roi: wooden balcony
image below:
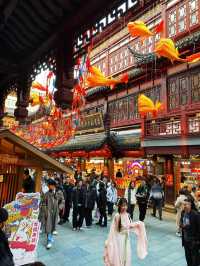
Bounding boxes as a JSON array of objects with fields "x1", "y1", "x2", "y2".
[
  {"x1": 144, "y1": 115, "x2": 200, "y2": 139},
  {"x1": 145, "y1": 119, "x2": 181, "y2": 138}
]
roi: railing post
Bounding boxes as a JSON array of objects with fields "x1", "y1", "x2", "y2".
[{"x1": 181, "y1": 111, "x2": 189, "y2": 158}]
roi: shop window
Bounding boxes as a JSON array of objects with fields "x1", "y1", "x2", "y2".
[
  {"x1": 178, "y1": 4, "x2": 187, "y2": 33},
  {"x1": 189, "y1": 0, "x2": 199, "y2": 26},
  {"x1": 168, "y1": 9, "x2": 177, "y2": 37},
  {"x1": 191, "y1": 72, "x2": 200, "y2": 103}
]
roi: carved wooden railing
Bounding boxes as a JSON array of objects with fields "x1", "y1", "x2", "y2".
[{"x1": 145, "y1": 119, "x2": 181, "y2": 137}]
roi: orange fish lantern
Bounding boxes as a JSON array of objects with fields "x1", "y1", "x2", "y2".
[
  {"x1": 154, "y1": 38, "x2": 186, "y2": 63},
  {"x1": 127, "y1": 21, "x2": 153, "y2": 39},
  {"x1": 186, "y1": 52, "x2": 200, "y2": 63},
  {"x1": 86, "y1": 66, "x2": 128, "y2": 89},
  {"x1": 138, "y1": 94, "x2": 163, "y2": 117}
]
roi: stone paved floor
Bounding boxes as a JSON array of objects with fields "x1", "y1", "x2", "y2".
[{"x1": 37, "y1": 209, "x2": 186, "y2": 266}]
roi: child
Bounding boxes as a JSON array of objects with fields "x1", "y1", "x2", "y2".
[
  {"x1": 0, "y1": 207, "x2": 14, "y2": 266},
  {"x1": 42, "y1": 179, "x2": 60, "y2": 249},
  {"x1": 104, "y1": 198, "x2": 148, "y2": 266}
]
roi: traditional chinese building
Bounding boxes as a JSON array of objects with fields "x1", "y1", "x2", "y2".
[
  {"x1": 0, "y1": 0, "x2": 141, "y2": 203},
  {"x1": 45, "y1": 0, "x2": 200, "y2": 204}
]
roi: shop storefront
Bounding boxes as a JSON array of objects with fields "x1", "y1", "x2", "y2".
[{"x1": 174, "y1": 158, "x2": 200, "y2": 191}]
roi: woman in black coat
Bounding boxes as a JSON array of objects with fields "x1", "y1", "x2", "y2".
[
  {"x1": 84, "y1": 181, "x2": 97, "y2": 227},
  {"x1": 97, "y1": 182, "x2": 107, "y2": 227},
  {"x1": 0, "y1": 208, "x2": 14, "y2": 266}
]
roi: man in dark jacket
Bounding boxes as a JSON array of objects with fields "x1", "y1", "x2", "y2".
[
  {"x1": 180, "y1": 198, "x2": 200, "y2": 266},
  {"x1": 97, "y1": 182, "x2": 107, "y2": 227},
  {"x1": 136, "y1": 180, "x2": 149, "y2": 221},
  {"x1": 60, "y1": 176, "x2": 74, "y2": 224},
  {"x1": 72, "y1": 180, "x2": 85, "y2": 230},
  {"x1": 0, "y1": 208, "x2": 14, "y2": 266},
  {"x1": 84, "y1": 181, "x2": 97, "y2": 227},
  {"x1": 22, "y1": 169, "x2": 35, "y2": 193}
]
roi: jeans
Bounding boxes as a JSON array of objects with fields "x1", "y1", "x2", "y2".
[
  {"x1": 152, "y1": 199, "x2": 163, "y2": 219},
  {"x1": 47, "y1": 233, "x2": 53, "y2": 243}
]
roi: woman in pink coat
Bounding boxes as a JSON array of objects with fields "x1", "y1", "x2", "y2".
[{"x1": 104, "y1": 198, "x2": 148, "y2": 266}]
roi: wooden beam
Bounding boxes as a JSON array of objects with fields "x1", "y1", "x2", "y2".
[{"x1": 22, "y1": 0, "x2": 126, "y2": 68}]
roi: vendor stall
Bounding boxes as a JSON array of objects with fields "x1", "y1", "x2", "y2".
[{"x1": 0, "y1": 129, "x2": 73, "y2": 206}]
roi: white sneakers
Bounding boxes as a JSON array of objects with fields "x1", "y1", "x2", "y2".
[
  {"x1": 46, "y1": 242, "x2": 52, "y2": 249},
  {"x1": 52, "y1": 231, "x2": 58, "y2": 235}
]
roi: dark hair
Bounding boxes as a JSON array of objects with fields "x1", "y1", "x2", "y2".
[
  {"x1": 192, "y1": 186, "x2": 196, "y2": 192},
  {"x1": 99, "y1": 182, "x2": 105, "y2": 189},
  {"x1": 179, "y1": 189, "x2": 185, "y2": 195},
  {"x1": 128, "y1": 180, "x2": 135, "y2": 189},
  {"x1": 0, "y1": 208, "x2": 8, "y2": 223},
  {"x1": 23, "y1": 262, "x2": 46, "y2": 266},
  {"x1": 24, "y1": 169, "x2": 29, "y2": 176},
  {"x1": 117, "y1": 198, "x2": 128, "y2": 232}
]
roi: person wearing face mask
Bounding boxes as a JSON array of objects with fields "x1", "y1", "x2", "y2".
[
  {"x1": 42, "y1": 179, "x2": 60, "y2": 249},
  {"x1": 0, "y1": 208, "x2": 14, "y2": 266}
]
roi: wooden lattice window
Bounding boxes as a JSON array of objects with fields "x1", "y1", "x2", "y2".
[
  {"x1": 145, "y1": 86, "x2": 161, "y2": 102},
  {"x1": 191, "y1": 72, "x2": 200, "y2": 103},
  {"x1": 168, "y1": 78, "x2": 179, "y2": 110},
  {"x1": 131, "y1": 94, "x2": 139, "y2": 119},
  {"x1": 178, "y1": 4, "x2": 187, "y2": 33},
  {"x1": 168, "y1": 9, "x2": 177, "y2": 37},
  {"x1": 189, "y1": 0, "x2": 199, "y2": 26},
  {"x1": 179, "y1": 76, "x2": 189, "y2": 105}
]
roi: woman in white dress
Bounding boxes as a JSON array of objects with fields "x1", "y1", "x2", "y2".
[{"x1": 104, "y1": 198, "x2": 148, "y2": 266}]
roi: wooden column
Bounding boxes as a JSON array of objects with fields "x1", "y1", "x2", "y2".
[
  {"x1": 181, "y1": 111, "x2": 189, "y2": 158},
  {"x1": 161, "y1": 1, "x2": 167, "y2": 38},
  {"x1": 35, "y1": 168, "x2": 42, "y2": 193},
  {"x1": 161, "y1": 71, "x2": 168, "y2": 114},
  {"x1": 108, "y1": 158, "x2": 114, "y2": 180},
  {"x1": 17, "y1": 167, "x2": 25, "y2": 192},
  {"x1": 0, "y1": 91, "x2": 6, "y2": 127},
  {"x1": 54, "y1": 34, "x2": 73, "y2": 109},
  {"x1": 14, "y1": 75, "x2": 30, "y2": 124},
  {"x1": 164, "y1": 156, "x2": 176, "y2": 204}
]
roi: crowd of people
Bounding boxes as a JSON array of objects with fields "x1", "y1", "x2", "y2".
[
  {"x1": 37, "y1": 170, "x2": 168, "y2": 250},
  {"x1": 1, "y1": 168, "x2": 200, "y2": 266}
]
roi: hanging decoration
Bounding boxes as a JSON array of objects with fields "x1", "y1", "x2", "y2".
[
  {"x1": 138, "y1": 94, "x2": 163, "y2": 118},
  {"x1": 154, "y1": 20, "x2": 164, "y2": 34},
  {"x1": 186, "y1": 52, "x2": 200, "y2": 63},
  {"x1": 127, "y1": 21, "x2": 153, "y2": 39},
  {"x1": 154, "y1": 38, "x2": 186, "y2": 63},
  {"x1": 86, "y1": 66, "x2": 129, "y2": 89}
]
